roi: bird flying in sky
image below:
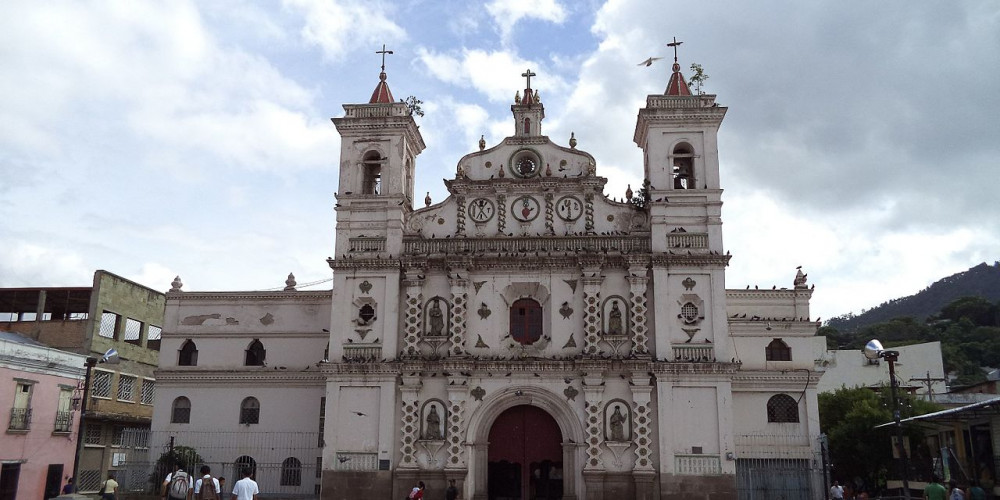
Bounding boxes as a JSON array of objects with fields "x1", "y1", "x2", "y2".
[{"x1": 637, "y1": 56, "x2": 663, "y2": 67}]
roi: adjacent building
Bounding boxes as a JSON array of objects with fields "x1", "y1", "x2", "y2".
[
  {"x1": 0, "y1": 330, "x2": 87, "y2": 500},
  {"x1": 0, "y1": 270, "x2": 165, "y2": 493},
  {"x1": 817, "y1": 341, "x2": 948, "y2": 398},
  {"x1": 153, "y1": 52, "x2": 828, "y2": 500}
]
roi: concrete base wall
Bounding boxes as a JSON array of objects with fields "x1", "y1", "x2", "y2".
[
  {"x1": 321, "y1": 470, "x2": 394, "y2": 500},
  {"x1": 659, "y1": 473, "x2": 737, "y2": 500}
]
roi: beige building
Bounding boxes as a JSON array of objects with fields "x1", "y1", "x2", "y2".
[
  {"x1": 0, "y1": 270, "x2": 165, "y2": 493},
  {"x1": 817, "y1": 341, "x2": 948, "y2": 398},
  {"x1": 153, "y1": 57, "x2": 827, "y2": 500}
]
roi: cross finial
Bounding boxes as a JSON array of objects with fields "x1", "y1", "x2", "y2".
[
  {"x1": 521, "y1": 68, "x2": 536, "y2": 90},
  {"x1": 666, "y1": 37, "x2": 683, "y2": 63},
  {"x1": 376, "y1": 44, "x2": 394, "y2": 72}
]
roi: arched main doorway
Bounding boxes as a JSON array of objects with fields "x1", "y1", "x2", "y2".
[{"x1": 488, "y1": 405, "x2": 563, "y2": 500}]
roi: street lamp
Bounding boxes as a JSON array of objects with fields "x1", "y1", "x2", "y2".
[
  {"x1": 863, "y1": 339, "x2": 911, "y2": 500},
  {"x1": 70, "y1": 348, "x2": 120, "y2": 492}
]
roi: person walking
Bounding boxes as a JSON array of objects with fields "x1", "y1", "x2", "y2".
[
  {"x1": 445, "y1": 479, "x2": 458, "y2": 500},
  {"x1": 925, "y1": 475, "x2": 947, "y2": 500},
  {"x1": 163, "y1": 462, "x2": 192, "y2": 500},
  {"x1": 231, "y1": 467, "x2": 259, "y2": 500},
  {"x1": 949, "y1": 479, "x2": 965, "y2": 500},
  {"x1": 192, "y1": 465, "x2": 222, "y2": 500},
  {"x1": 99, "y1": 472, "x2": 119, "y2": 500},
  {"x1": 967, "y1": 480, "x2": 986, "y2": 500},
  {"x1": 830, "y1": 480, "x2": 844, "y2": 500},
  {"x1": 61, "y1": 477, "x2": 75, "y2": 494}
]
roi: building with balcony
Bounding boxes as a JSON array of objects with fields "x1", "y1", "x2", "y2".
[
  {"x1": 151, "y1": 52, "x2": 828, "y2": 500},
  {"x1": 0, "y1": 330, "x2": 88, "y2": 500},
  {"x1": 0, "y1": 270, "x2": 165, "y2": 493}
]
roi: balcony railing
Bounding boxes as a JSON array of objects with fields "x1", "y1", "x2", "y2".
[
  {"x1": 672, "y1": 345, "x2": 714, "y2": 362},
  {"x1": 54, "y1": 410, "x2": 73, "y2": 433},
  {"x1": 675, "y1": 454, "x2": 721, "y2": 475},
  {"x1": 8, "y1": 407, "x2": 31, "y2": 430},
  {"x1": 343, "y1": 344, "x2": 383, "y2": 361}
]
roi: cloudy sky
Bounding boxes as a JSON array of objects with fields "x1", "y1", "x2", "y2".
[{"x1": 1, "y1": 1, "x2": 997, "y2": 322}]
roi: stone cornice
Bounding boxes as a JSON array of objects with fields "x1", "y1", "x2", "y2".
[
  {"x1": 328, "y1": 257, "x2": 403, "y2": 270},
  {"x1": 402, "y1": 235, "x2": 651, "y2": 257},
  {"x1": 154, "y1": 368, "x2": 327, "y2": 385},
  {"x1": 726, "y1": 288, "x2": 814, "y2": 300},
  {"x1": 167, "y1": 290, "x2": 331, "y2": 302},
  {"x1": 650, "y1": 253, "x2": 731, "y2": 267},
  {"x1": 731, "y1": 370, "x2": 822, "y2": 389}
]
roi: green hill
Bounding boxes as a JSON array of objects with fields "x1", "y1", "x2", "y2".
[{"x1": 826, "y1": 261, "x2": 1000, "y2": 333}]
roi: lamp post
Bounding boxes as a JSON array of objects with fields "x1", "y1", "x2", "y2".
[
  {"x1": 70, "y1": 348, "x2": 120, "y2": 492},
  {"x1": 863, "y1": 339, "x2": 911, "y2": 500}
]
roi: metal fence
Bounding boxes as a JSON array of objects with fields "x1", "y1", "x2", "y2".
[
  {"x1": 96, "y1": 429, "x2": 322, "y2": 499},
  {"x1": 735, "y1": 434, "x2": 825, "y2": 500}
]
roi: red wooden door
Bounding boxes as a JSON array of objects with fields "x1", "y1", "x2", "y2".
[{"x1": 488, "y1": 405, "x2": 563, "y2": 499}]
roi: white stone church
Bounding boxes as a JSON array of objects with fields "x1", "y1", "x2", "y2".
[{"x1": 152, "y1": 52, "x2": 827, "y2": 500}]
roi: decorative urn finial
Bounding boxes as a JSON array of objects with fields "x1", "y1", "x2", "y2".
[
  {"x1": 425, "y1": 192, "x2": 432, "y2": 206},
  {"x1": 169, "y1": 276, "x2": 183, "y2": 292},
  {"x1": 569, "y1": 132, "x2": 577, "y2": 149},
  {"x1": 626, "y1": 184, "x2": 633, "y2": 200},
  {"x1": 514, "y1": 90, "x2": 521, "y2": 104},
  {"x1": 479, "y1": 135, "x2": 486, "y2": 151},
  {"x1": 284, "y1": 273, "x2": 297, "y2": 291}
]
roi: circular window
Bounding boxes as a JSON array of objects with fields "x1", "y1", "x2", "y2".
[
  {"x1": 680, "y1": 302, "x2": 699, "y2": 324},
  {"x1": 509, "y1": 149, "x2": 541, "y2": 178}
]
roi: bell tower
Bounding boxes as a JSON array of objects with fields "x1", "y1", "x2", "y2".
[
  {"x1": 331, "y1": 50, "x2": 425, "y2": 257},
  {"x1": 511, "y1": 68, "x2": 545, "y2": 137}
]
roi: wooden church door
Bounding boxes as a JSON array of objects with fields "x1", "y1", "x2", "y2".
[{"x1": 488, "y1": 405, "x2": 563, "y2": 500}]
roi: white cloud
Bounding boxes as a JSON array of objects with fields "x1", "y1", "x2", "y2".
[
  {"x1": 486, "y1": 0, "x2": 568, "y2": 42},
  {"x1": 417, "y1": 48, "x2": 568, "y2": 102},
  {"x1": 0, "y1": 242, "x2": 90, "y2": 287},
  {"x1": 283, "y1": 0, "x2": 406, "y2": 60}
]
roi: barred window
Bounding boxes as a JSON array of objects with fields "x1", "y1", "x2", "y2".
[
  {"x1": 240, "y1": 397, "x2": 260, "y2": 424},
  {"x1": 315, "y1": 457, "x2": 322, "y2": 479},
  {"x1": 317, "y1": 397, "x2": 326, "y2": 447},
  {"x1": 85, "y1": 425, "x2": 103, "y2": 444},
  {"x1": 112, "y1": 426, "x2": 126, "y2": 447},
  {"x1": 171, "y1": 397, "x2": 191, "y2": 424},
  {"x1": 178, "y1": 340, "x2": 198, "y2": 366},
  {"x1": 99, "y1": 312, "x2": 119, "y2": 338},
  {"x1": 767, "y1": 394, "x2": 800, "y2": 423},
  {"x1": 680, "y1": 302, "x2": 699, "y2": 323},
  {"x1": 147, "y1": 325, "x2": 162, "y2": 351},
  {"x1": 765, "y1": 339, "x2": 792, "y2": 361},
  {"x1": 124, "y1": 318, "x2": 142, "y2": 345},
  {"x1": 92, "y1": 371, "x2": 113, "y2": 398},
  {"x1": 117, "y1": 375, "x2": 135, "y2": 402},
  {"x1": 281, "y1": 457, "x2": 302, "y2": 486},
  {"x1": 140, "y1": 379, "x2": 155, "y2": 405},
  {"x1": 245, "y1": 339, "x2": 265, "y2": 366}
]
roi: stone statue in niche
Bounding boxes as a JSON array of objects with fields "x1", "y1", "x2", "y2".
[
  {"x1": 609, "y1": 405, "x2": 627, "y2": 441},
  {"x1": 607, "y1": 301, "x2": 624, "y2": 335},
  {"x1": 425, "y1": 405, "x2": 443, "y2": 440},
  {"x1": 428, "y1": 299, "x2": 445, "y2": 336}
]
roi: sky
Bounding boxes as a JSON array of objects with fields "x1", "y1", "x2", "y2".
[{"x1": 1, "y1": 1, "x2": 997, "y2": 322}]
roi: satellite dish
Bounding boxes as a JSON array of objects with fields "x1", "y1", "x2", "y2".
[
  {"x1": 101, "y1": 348, "x2": 121, "y2": 365},
  {"x1": 863, "y1": 339, "x2": 884, "y2": 360}
]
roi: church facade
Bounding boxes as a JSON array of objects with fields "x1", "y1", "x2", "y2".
[{"x1": 154, "y1": 56, "x2": 826, "y2": 500}]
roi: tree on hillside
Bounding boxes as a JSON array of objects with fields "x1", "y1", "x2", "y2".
[
  {"x1": 820, "y1": 388, "x2": 939, "y2": 494},
  {"x1": 936, "y1": 296, "x2": 998, "y2": 326}
]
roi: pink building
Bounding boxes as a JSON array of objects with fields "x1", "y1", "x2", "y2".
[{"x1": 0, "y1": 330, "x2": 86, "y2": 500}]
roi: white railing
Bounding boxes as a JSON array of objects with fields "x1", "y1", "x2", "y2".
[
  {"x1": 349, "y1": 237, "x2": 386, "y2": 253},
  {"x1": 343, "y1": 344, "x2": 383, "y2": 360},
  {"x1": 675, "y1": 454, "x2": 721, "y2": 474},
  {"x1": 335, "y1": 451, "x2": 379, "y2": 471},
  {"x1": 672, "y1": 345, "x2": 713, "y2": 361},
  {"x1": 666, "y1": 232, "x2": 708, "y2": 249}
]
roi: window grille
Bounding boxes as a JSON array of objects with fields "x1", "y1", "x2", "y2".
[
  {"x1": 124, "y1": 318, "x2": 142, "y2": 345},
  {"x1": 112, "y1": 426, "x2": 126, "y2": 447},
  {"x1": 766, "y1": 394, "x2": 800, "y2": 423},
  {"x1": 54, "y1": 411, "x2": 73, "y2": 432},
  {"x1": 316, "y1": 457, "x2": 322, "y2": 479},
  {"x1": 92, "y1": 371, "x2": 112, "y2": 398},
  {"x1": 117, "y1": 375, "x2": 135, "y2": 402},
  {"x1": 140, "y1": 379, "x2": 155, "y2": 405},
  {"x1": 8, "y1": 408, "x2": 31, "y2": 430},
  {"x1": 281, "y1": 457, "x2": 302, "y2": 486},
  {"x1": 240, "y1": 397, "x2": 260, "y2": 424},
  {"x1": 171, "y1": 397, "x2": 191, "y2": 424},
  {"x1": 765, "y1": 339, "x2": 792, "y2": 361},
  {"x1": 681, "y1": 302, "x2": 699, "y2": 323},
  {"x1": 85, "y1": 425, "x2": 102, "y2": 444},
  {"x1": 99, "y1": 312, "x2": 119, "y2": 338},
  {"x1": 147, "y1": 325, "x2": 162, "y2": 351}
]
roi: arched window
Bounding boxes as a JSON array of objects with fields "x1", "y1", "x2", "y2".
[
  {"x1": 510, "y1": 298, "x2": 542, "y2": 345},
  {"x1": 361, "y1": 151, "x2": 382, "y2": 195},
  {"x1": 523, "y1": 117, "x2": 530, "y2": 135},
  {"x1": 672, "y1": 143, "x2": 695, "y2": 189},
  {"x1": 234, "y1": 456, "x2": 257, "y2": 479},
  {"x1": 178, "y1": 340, "x2": 198, "y2": 366},
  {"x1": 280, "y1": 457, "x2": 302, "y2": 486},
  {"x1": 171, "y1": 397, "x2": 191, "y2": 424},
  {"x1": 240, "y1": 397, "x2": 260, "y2": 425},
  {"x1": 765, "y1": 339, "x2": 792, "y2": 361},
  {"x1": 767, "y1": 394, "x2": 799, "y2": 423},
  {"x1": 245, "y1": 339, "x2": 265, "y2": 366}
]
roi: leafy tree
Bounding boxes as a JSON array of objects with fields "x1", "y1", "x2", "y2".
[
  {"x1": 148, "y1": 445, "x2": 203, "y2": 493},
  {"x1": 820, "y1": 388, "x2": 939, "y2": 494},
  {"x1": 630, "y1": 179, "x2": 651, "y2": 210},
  {"x1": 936, "y1": 296, "x2": 998, "y2": 326},
  {"x1": 401, "y1": 95, "x2": 424, "y2": 117},
  {"x1": 688, "y1": 63, "x2": 709, "y2": 94}
]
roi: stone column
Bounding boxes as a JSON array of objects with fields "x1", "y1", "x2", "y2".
[
  {"x1": 626, "y1": 261, "x2": 649, "y2": 356},
  {"x1": 562, "y1": 440, "x2": 580, "y2": 500},
  {"x1": 399, "y1": 375, "x2": 422, "y2": 468},
  {"x1": 581, "y1": 270, "x2": 604, "y2": 357},
  {"x1": 445, "y1": 379, "x2": 468, "y2": 469},
  {"x1": 402, "y1": 270, "x2": 425, "y2": 358},
  {"x1": 448, "y1": 274, "x2": 469, "y2": 356},
  {"x1": 456, "y1": 195, "x2": 467, "y2": 236},
  {"x1": 471, "y1": 442, "x2": 489, "y2": 500},
  {"x1": 582, "y1": 366, "x2": 606, "y2": 472}
]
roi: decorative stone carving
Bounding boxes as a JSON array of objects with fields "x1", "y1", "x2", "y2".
[
  {"x1": 544, "y1": 192, "x2": 554, "y2": 234},
  {"x1": 403, "y1": 288, "x2": 422, "y2": 357},
  {"x1": 446, "y1": 386, "x2": 467, "y2": 467},
  {"x1": 631, "y1": 382, "x2": 655, "y2": 471},
  {"x1": 606, "y1": 300, "x2": 625, "y2": 336},
  {"x1": 582, "y1": 276, "x2": 603, "y2": 356},
  {"x1": 456, "y1": 195, "x2": 466, "y2": 235},
  {"x1": 473, "y1": 280, "x2": 487, "y2": 293},
  {"x1": 559, "y1": 302, "x2": 573, "y2": 319},
  {"x1": 471, "y1": 386, "x2": 486, "y2": 401},
  {"x1": 606, "y1": 403, "x2": 630, "y2": 441},
  {"x1": 584, "y1": 391, "x2": 604, "y2": 469},
  {"x1": 170, "y1": 276, "x2": 183, "y2": 292},
  {"x1": 359, "y1": 280, "x2": 372, "y2": 293},
  {"x1": 477, "y1": 302, "x2": 491, "y2": 320},
  {"x1": 449, "y1": 278, "x2": 468, "y2": 356},
  {"x1": 423, "y1": 403, "x2": 445, "y2": 440},
  {"x1": 400, "y1": 390, "x2": 420, "y2": 468},
  {"x1": 562, "y1": 334, "x2": 577, "y2": 348},
  {"x1": 284, "y1": 273, "x2": 297, "y2": 291},
  {"x1": 564, "y1": 385, "x2": 579, "y2": 401},
  {"x1": 425, "y1": 298, "x2": 447, "y2": 337},
  {"x1": 497, "y1": 194, "x2": 507, "y2": 233},
  {"x1": 474, "y1": 335, "x2": 489, "y2": 348},
  {"x1": 584, "y1": 193, "x2": 595, "y2": 233},
  {"x1": 563, "y1": 279, "x2": 578, "y2": 293},
  {"x1": 627, "y1": 271, "x2": 650, "y2": 356}
]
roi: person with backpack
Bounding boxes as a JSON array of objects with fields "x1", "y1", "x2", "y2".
[
  {"x1": 193, "y1": 465, "x2": 222, "y2": 500},
  {"x1": 162, "y1": 462, "x2": 192, "y2": 500}
]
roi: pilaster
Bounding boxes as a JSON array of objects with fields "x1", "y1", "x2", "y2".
[
  {"x1": 445, "y1": 379, "x2": 468, "y2": 469},
  {"x1": 581, "y1": 273, "x2": 604, "y2": 356},
  {"x1": 399, "y1": 375, "x2": 422, "y2": 468},
  {"x1": 626, "y1": 258, "x2": 650, "y2": 357},
  {"x1": 448, "y1": 274, "x2": 469, "y2": 356}
]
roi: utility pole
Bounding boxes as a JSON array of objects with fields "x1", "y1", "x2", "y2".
[{"x1": 909, "y1": 371, "x2": 947, "y2": 402}]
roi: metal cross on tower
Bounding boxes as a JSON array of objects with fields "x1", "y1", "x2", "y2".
[
  {"x1": 521, "y1": 69, "x2": 536, "y2": 90},
  {"x1": 666, "y1": 37, "x2": 683, "y2": 62},
  {"x1": 377, "y1": 44, "x2": 394, "y2": 72}
]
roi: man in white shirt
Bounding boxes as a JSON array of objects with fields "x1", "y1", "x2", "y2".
[
  {"x1": 231, "y1": 467, "x2": 259, "y2": 500},
  {"x1": 830, "y1": 480, "x2": 845, "y2": 500},
  {"x1": 162, "y1": 462, "x2": 193, "y2": 500},
  {"x1": 192, "y1": 465, "x2": 221, "y2": 499}
]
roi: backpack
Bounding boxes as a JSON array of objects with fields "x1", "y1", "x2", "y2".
[
  {"x1": 168, "y1": 471, "x2": 189, "y2": 500},
  {"x1": 198, "y1": 476, "x2": 218, "y2": 500}
]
